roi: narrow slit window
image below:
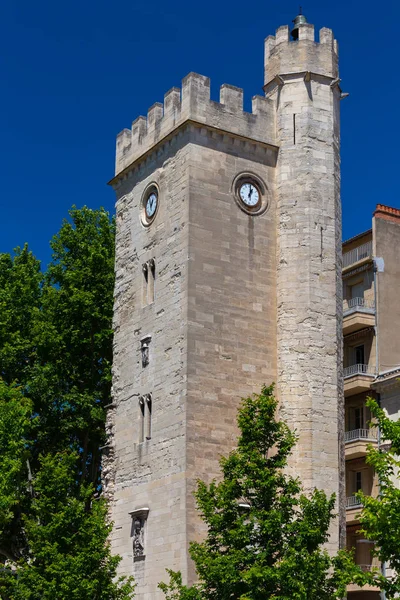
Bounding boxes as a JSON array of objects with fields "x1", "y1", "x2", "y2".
[
  {"x1": 148, "y1": 259, "x2": 155, "y2": 305},
  {"x1": 145, "y1": 394, "x2": 152, "y2": 440},
  {"x1": 139, "y1": 397, "x2": 145, "y2": 443},
  {"x1": 142, "y1": 263, "x2": 148, "y2": 307},
  {"x1": 142, "y1": 260, "x2": 155, "y2": 306},
  {"x1": 141, "y1": 336, "x2": 151, "y2": 368},
  {"x1": 293, "y1": 113, "x2": 296, "y2": 145}
]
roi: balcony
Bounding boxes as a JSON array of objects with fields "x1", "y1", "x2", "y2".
[
  {"x1": 344, "y1": 364, "x2": 376, "y2": 397},
  {"x1": 360, "y1": 564, "x2": 373, "y2": 572},
  {"x1": 346, "y1": 534, "x2": 381, "y2": 595},
  {"x1": 343, "y1": 241, "x2": 373, "y2": 271},
  {"x1": 343, "y1": 298, "x2": 375, "y2": 335},
  {"x1": 346, "y1": 495, "x2": 363, "y2": 509},
  {"x1": 345, "y1": 428, "x2": 378, "y2": 459},
  {"x1": 346, "y1": 494, "x2": 363, "y2": 525},
  {"x1": 344, "y1": 364, "x2": 376, "y2": 378},
  {"x1": 346, "y1": 558, "x2": 381, "y2": 594},
  {"x1": 347, "y1": 578, "x2": 381, "y2": 595}
]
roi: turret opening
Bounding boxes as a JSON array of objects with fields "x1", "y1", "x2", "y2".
[{"x1": 291, "y1": 7, "x2": 308, "y2": 40}]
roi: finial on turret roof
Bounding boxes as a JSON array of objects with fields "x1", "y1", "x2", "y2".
[{"x1": 291, "y1": 8, "x2": 308, "y2": 40}]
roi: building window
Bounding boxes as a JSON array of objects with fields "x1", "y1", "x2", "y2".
[
  {"x1": 354, "y1": 407, "x2": 363, "y2": 430},
  {"x1": 142, "y1": 259, "x2": 156, "y2": 306},
  {"x1": 355, "y1": 471, "x2": 362, "y2": 493},
  {"x1": 138, "y1": 394, "x2": 152, "y2": 443},
  {"x1": 350, "y1": 281, "x2": 364, "y2": 300},
  {"x1": 141, "y1": 336, "x2": 151, "y2": 368},
  {"x1": 148, "y1": 259, "x2": 155, "y2": 304},
  {"x1": 354, "y1": 345, "x2": 365, "y2": 365},
  {"x1": 129, "y1": 507, "x2": 149, "y2": 562},
  {"x1": 145, "y1": 394, "x2": 152, "y2": 440},
  {"x1": 139, "y1": 397, "x2": 145, "y2": 443},
  {"x1": 142, "y1": 263, "x2": 148, "y2": 307}
]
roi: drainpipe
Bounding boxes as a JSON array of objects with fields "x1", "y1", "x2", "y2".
[
  {"x1": 376, "y1": 392, "x2": 386, "y2": 600},
  {"x1": 373, "y1": 259, "x2": 386, "y2": 599},
  {"x1": 373, "y1": 261, "x2": 379, "y2": 377}
]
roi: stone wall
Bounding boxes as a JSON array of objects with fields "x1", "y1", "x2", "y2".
[
  {"x1": 374, "y1": 208, "x2": 400, "y2": 373},
  {"x1": 107, "y1": 132, "x2": 191, "y2": 597},
  {"x1": 185, "y1": 127, "x2": 277, "y2": 582},
  {"x1": 265, "y1": 23, "x2": 345, "y2": 551}
]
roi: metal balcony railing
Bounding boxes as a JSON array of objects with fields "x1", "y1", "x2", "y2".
[
  {"x1": 344, "y1": 364, "x2": 376, "y2": 379},
  {"x1": 344, "y1": 428, "x2": 378, "y2": 443},
  {"x1": 358, "y1": 564, "x2": 373, "y2": 572},
  {"x1": 343, "y1": 297, "x2": 375, "y2": 315},
  {"x1": 346, "y1": 495, "x2": 363, "y2": 509},
  {"x1": 343, "y1": 241, "x2": 373, "y2": 268}
]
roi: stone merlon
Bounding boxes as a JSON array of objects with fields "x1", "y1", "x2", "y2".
[
  {"x1": 264, "y1": 24, "x2": 339, "y2": 86},
  {"x1": 115, "y1": 72, "x2": 276, "y2": 176}
]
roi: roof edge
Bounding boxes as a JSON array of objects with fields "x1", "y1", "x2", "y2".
[{"x1": 342, "y1": 228, "x2": 372, "y2": 247}]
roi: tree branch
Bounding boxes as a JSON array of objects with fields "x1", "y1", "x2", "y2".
[{"x1": 0, "y1": 546, "x2": 17, "y2": 563}]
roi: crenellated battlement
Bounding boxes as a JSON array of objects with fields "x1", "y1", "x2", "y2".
[
  {"x1": 115, "y1": 72, "x2": 275, "y2": 176},
  {"x1": 264, "y1": 23, "x2": 339, "y2": 87}
]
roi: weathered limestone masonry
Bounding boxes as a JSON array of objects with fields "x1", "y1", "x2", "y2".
[
  {"x1": 264, "y1": 23, "x2": 345, "y2": 550},
  {"x1": 105, "y1": 17, "x2": 344, "y2": 598}
]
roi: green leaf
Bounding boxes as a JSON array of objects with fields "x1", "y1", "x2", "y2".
[{"x1": 160, "y1": 386, "x2": 356, "y2": 599}]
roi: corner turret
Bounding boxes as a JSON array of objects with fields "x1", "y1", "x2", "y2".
[
  {"x1": 291, "y1": 8, "x2": 308, "y2": 40},
  {"x1": 264, "y1": 18, "x2": 339, "y2": 87},
  {"x1": 270, "y1": 16, "x2": 345, "y2": 552}
]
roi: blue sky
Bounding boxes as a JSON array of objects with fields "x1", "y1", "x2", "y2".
[{"x1": 0, "y1": 0, "x2": 398, "y2": 267}]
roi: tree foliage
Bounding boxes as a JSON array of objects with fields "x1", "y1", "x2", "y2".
[
  {"x1": 160, "y1": 385, "x2": 356, "y2": 600},
  {"x1": 357, "y1": 394, "x2": 400, "y2": 598},
  {"x1": 0, "y1": 207, "x2": 134, "y2": 599},
  {"x1": 0, "y1": 382, "x2": 32, "y2": 557}
]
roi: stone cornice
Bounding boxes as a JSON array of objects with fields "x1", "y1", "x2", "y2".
[
  {"x1": 263, "y1": 71, "x2": 342, "y2": 95},
  {"x1": 344, "y1": 327, "x2": 374, "y2": 342},
  {"x1": 373, "y1": 368, "x2": 400, "y2": 392},
  {"x1": 342, "y1": 262, "x2": 373, "y2": 279},
  {"x1": 108, "y1": 119, "x2": 279, "y2": 189}
]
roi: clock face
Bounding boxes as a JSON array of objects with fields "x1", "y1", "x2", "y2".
[
  {"x1": 239, "y1": 183, "x2": 260, "y2": 208},
  {"x1": 145, "y1": 192, "x2": 158, "y2": 219}
]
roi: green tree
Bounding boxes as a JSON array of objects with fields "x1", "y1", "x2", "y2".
[
  {"x1": 0, "y1": 247, "x2": 42, "y2": 567},
  {"x1": 31, "y1": 205, "x2": 116, "y2": 479},
  {"x1": 0, "y1": 207, "x2": 135, "y2": 599},
  {"x1": 160, "y1": 385, "x2": 356, "y2": 600},
  {"x1": 0, "y1": 382, "x2": 32, "y2": 563},
  {"x1": 0, "y1": 245, "x2": 42, "y2": 384},
  {"x1": 7, "y1": 453, "x2": 134, "y2": 600},
  {"x1": 356, "y1": 394, "x2": 400, "y2": 598}
]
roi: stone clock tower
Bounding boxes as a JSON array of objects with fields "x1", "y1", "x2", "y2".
[{"x1": 104, "y1": 14, "x2": 344, "y2": 598}]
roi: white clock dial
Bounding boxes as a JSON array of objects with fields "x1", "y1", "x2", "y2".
[
  {"x1": 239, "y1": 183, "x2": 259, "y2": 207},
  {"x1": 145, "y1": 192, "x2": 158, "y2": 218}
]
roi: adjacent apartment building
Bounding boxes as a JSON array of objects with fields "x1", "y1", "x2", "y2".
[{"x1": 343, "y1": 204, "x2": 400, "y2": 599}]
